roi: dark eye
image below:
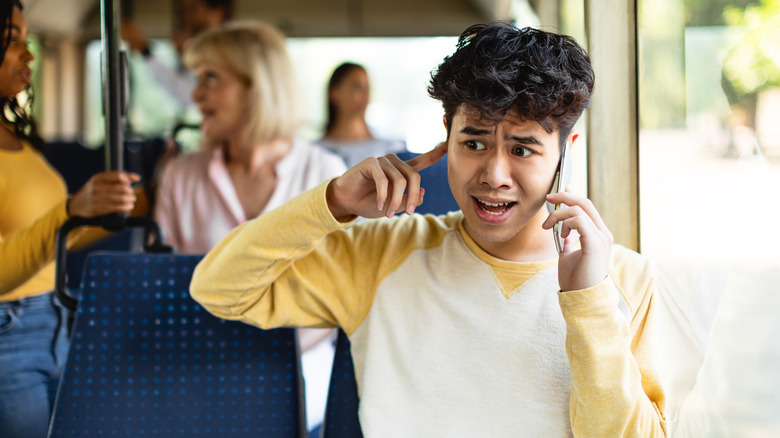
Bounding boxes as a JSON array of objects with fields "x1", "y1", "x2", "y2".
[
  {"x1": 513, "y1": 146, "x2": 532, "y2": 157},
  {"x1": 465, "y1": 140, "x2": 486, "y2": 151},
  {"x1": 204, "y1": 71, "x2": 219, "y2": 84}
]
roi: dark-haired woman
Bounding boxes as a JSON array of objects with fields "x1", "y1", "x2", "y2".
[
  {"x1": 0, "y1": 2, "x2": 138, "y2": 437},
  {"x1": 317, "y1": 62, "x2": 406, "y2": 167}
]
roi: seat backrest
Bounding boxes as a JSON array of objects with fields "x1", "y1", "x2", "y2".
[
  {"x1": 396, "y1": 151, "x2": 459, "y2": 215},
  {"x1": 48, "y1": 252, "x2": 306, "y2": 438},
  {"x1": 321, "y1": 329, "x2": 363, "y2": 438}
]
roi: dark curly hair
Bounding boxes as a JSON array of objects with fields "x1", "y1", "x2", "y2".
[
  {"x1": 428, "y1": 22, "x2": 594, "y2": 145},
  {"x1": 0, "y1": 0, "x2": 45, "y2": 152}
]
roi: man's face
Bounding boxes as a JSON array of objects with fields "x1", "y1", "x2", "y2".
[
  {"x1": 446, "y1": 106, "x2": 563, "y2": 260},
  {"x1": 179, "y1": 0, "x2": 219, "y2": 34}
]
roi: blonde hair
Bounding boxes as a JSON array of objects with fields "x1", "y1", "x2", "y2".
[{"x1": 184, "y1": 21, "x2": 301, "y2": 148}]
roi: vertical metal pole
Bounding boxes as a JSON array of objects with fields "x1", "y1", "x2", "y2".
[{"x1": 101, "y1": 0, "x2": 123, "y2": 171}]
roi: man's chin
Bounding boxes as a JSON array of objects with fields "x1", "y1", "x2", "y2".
[{"x1": 463, "y1": 219, "x2": 516, "y2": 245}]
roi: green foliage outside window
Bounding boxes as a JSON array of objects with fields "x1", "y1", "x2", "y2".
[{"x1": 721, "y1": 0, "x2": 780, "y2": 98}]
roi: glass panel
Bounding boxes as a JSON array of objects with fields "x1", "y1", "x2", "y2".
[
  {"x1": 639, "y1": 0, "x2": 780, "y2": 262},
  {"x1": 84, "y1": 39, "x2": 200, "y2": 149},
  {"x1": 639, "y1": 0, "x2": 780, "y2": 435}
]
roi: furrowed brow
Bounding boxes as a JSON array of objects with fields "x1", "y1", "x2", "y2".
[
  {"x1": 460, "y1": 126, "x2": 491, "y2": 136},
  {"x1": 506, "y1": 135, "x2": 543, "y2": 146}
]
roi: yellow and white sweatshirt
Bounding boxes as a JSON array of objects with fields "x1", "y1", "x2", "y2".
[{"x1": 191, "y1": 181, "x2": 667, "y2": 437}]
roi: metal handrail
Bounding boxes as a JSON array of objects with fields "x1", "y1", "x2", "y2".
[{"x1": 54, "y1": 216, "x2": 173, "y2": 312}]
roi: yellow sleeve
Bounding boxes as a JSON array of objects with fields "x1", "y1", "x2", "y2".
[
  {"x1": 558, "y1": 247, "x2": 667, "y2": 437},
  {"x1": 190, "y1": 180, "x2": 426, "y2": 335},
  {"x1": 0, "y1": 186, "x2": 149, "y2": 297},
  {"x1": 0, "y1": 199, "x2": 69, "y2": 296}
]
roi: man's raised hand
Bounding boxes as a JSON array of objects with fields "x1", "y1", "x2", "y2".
[
  {"x1": 326, "y1": 142, "x2": 448, "y2": 222},
  {"x1": 542, "y1": 189, "x2": 613, "y2": 292}
]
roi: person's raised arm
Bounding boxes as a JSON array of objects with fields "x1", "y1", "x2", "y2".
[
  {"x1": 191, "y1": 145, "x2": 449, "y2": 332},
  {"x1": 543, "y1": 190, "x2": 666, "y2": 437},
  {"x1": 0, "y1": 171, "x2": 138, "y2": 295},
  {"x1": 326, "y1": 141, "x2": 447, "y2": 221}
]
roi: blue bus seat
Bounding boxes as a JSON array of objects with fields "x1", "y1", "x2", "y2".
[
  {"x1": 48, "y1": 252, "x2": 306, "y2": 437},
  {"x1": 321, "y1": 329, "x2": 363, "y2": 438},
  {"x1": 395, "y1": 151, "x2": 458, "y2": 215}
]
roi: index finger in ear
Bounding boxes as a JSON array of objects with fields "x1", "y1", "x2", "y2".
[{"x1": 406, "y1": 141, "x2": 447, "y2": 172}]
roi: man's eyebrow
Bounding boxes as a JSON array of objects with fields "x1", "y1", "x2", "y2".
[
  {"x1": 459, "y1": 126, "x2": 491, "y2": 136},
  {"x1": 506, "y1": 135, "x2": 543, "y2": 146},
  {"x1": 459, "y1": 126, "x2": 544, "y2": 146}
]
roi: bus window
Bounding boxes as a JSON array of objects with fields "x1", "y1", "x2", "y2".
[
  {"x1": 84, "y1": 39, "x2": 201, "y2": 149},
  {"x1": 638, "y1": 0, "x2": 780, "y2": 435},
  {"x1": 285, "y1": 36, "x2": 456, "y2": 153},
  {"x1": 638, "y1": 0, "x2": 780, "y2": 264},
  {"x1": 85, "y1": 36, "x2": 462, "y2": 154}
]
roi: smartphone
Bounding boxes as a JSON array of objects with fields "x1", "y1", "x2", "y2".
[{"x1": 545, "y1": 141, "x2": 572, "y2": 253}]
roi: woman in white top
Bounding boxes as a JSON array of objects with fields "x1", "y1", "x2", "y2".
[
  {"x1": 153, "y1": 21, "x2": 346, "y2": 433},
  {"x1": 317, "y1": 62, "x2": 406, "y2": 167}
]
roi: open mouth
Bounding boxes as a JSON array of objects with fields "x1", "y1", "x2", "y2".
[
  {"x1": 20, "y1": 67, "x2": 32, "y2": 84},
  {"x1": 473, "y1": 197, "x2": 517, "y2": 216}
]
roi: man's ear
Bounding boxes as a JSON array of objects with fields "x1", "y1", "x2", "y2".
[
  {"x1": 567, "y1": 130, "x2": 580, "y2": 147},
  {"x1": 442, "y1": 115, "x2": 454, "y2": 142}
]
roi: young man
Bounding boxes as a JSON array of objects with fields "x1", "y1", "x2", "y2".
[{"x1": 190, "y1": 23, "x2": 667, "y2": 437}]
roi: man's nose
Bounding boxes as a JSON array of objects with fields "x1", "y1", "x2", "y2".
[{"x1": 479, "y1": 150, "x2": 513, "y2": 189}]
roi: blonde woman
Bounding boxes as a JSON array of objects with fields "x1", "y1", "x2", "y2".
[
  {"x1": 153, "y1": 21, "x2": 346, "y2": 433},
  {"x1": 155, "y1": 22, "x2": 346, "y2": 252}
]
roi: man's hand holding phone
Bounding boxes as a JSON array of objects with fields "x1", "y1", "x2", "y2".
[
  {"x1": 543, "y1": 190, "x2": 614, "y2": 292},
  {"x1": 546, "y1": 141, "x2": 572, "y2": 253},
  {"x1": 542, "y1": 141, "x2": 613, "y2": 292},
  {"x1": 326, "y1": 142, "x2": 448, "y2": 222}
]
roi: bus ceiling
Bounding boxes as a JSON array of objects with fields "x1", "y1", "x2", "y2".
[{"x1": 22, "y1": 0, "x2": 544, "y2": 40}]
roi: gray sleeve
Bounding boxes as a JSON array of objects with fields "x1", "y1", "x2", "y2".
[{"x1": 145, "y1": 56, "x2": 196, "y2": 107}]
